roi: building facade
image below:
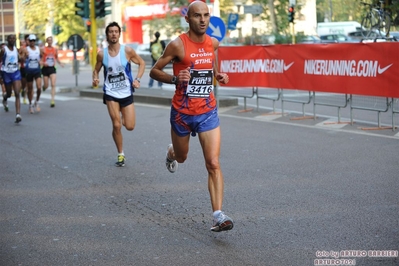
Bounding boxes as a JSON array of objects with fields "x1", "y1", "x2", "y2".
[{"x1": 0, "y1": 0, "x2": 15, "y2": 43}]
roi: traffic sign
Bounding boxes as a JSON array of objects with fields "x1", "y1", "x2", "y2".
[
  {"x1": 180, "y1": 6, "x2": 188, "y2": 16},
  {"x1": 67, "y1": 34, "x2": 84, "y2": 52},
  {"x1": 206, "y1": 16, "x2": 226, "y2": 42},
  {"x1": 227, "y1": 13, "x2": 239, "y2": 30},
  {"x1": 243, "y1": 5, "x2": 263, "y2": 15}
]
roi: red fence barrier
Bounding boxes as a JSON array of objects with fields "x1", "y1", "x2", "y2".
[
  {"x1": 58, "y1": 50, "x2": 84, "y2": 62},
  {"x1": 218, "y1": 43, "x2": 399, "y2": 98}
]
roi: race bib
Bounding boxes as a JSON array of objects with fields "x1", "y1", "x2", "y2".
[
  {"x1": 108, "y1": 72, "x2": 127, "y2": 90},
  {"x1": 28, "y1": 60, "x2": 39, "y2": 69},
  {"x1": 46, "y1": 57, "x2": 55, "y2": 67},
  {"x1": 2, "y1": 63, "x2": 18, "y2": 73},
  {"x1": 186, "y1": 69, "x2": 214, "y2": 98}
]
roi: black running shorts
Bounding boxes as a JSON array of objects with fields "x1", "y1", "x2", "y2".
[
  {"x1": 41, "y1": 66, "x2": 56, "y2": 77},
  {"x1": 103, "y1": 94, "x2": 134, "y2": 107}
]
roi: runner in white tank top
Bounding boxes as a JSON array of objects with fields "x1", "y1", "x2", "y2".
[
  {"x1": 92, "y1": 22, "x2": 145, "y2": 167},
  {"x1": 102, "y1": 45, "x2": 133, "y2": 100},
  {"x1": 0, "y1": 34, "x2": 23, "y2": 123},
  {"x1": 24, "y1": 34, "x2": 42, "y2": 113}
]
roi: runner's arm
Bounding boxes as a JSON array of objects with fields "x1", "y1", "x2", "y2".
[
  {"x1": 55, "y1": 48, "x2": 64, "y2": 67},
  {"x1": 125, "y1": 46, "x2": 145, "y2": 88},
  {"x1": 212, "y1": 37, "x2": 229, "y2": 85},
  {"x1": 150, "y1": 38, "x2": 189, "y2": 85},
  {"x1": 92, "y1": 51, "x2": 103, "y2": 87},
  {"x1": 18, "y1": 47, "x2": 26, "y2": 62}
]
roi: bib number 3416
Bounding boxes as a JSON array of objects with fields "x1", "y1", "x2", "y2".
[{"x1": 186, "y1": 69, "x2": 214, "y2": 98}]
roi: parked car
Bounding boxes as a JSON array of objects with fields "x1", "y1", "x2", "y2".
[
  {"x1": 389, "y1": 31, "x2": 399, "y2": 40},
  {"x1": 347, "y1": 30, "x2": 382, "y2": 40},
  {"x1": 296, "y1": 35, "x2": 322, "y2": 44},
  {"x1": 319, "y1": 34, "x2": 359, "y2": 43}
]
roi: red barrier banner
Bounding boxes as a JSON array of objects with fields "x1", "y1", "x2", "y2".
[{"x1": 218, "y1": 43, "x2": 399, "y2": 98}]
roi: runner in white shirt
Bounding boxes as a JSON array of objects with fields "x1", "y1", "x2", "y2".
[
  {"x1": 92, "y1": 22, "x2": 145, "y2": 167},
  {"x1": 0, "y1": 34, "x2": 23, "y2": 122},
  {"x1": 23, "y1": 34, "x2": 42, "y2": 113}
]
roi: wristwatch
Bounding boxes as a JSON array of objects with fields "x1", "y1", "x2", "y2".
[
  {"x1": 135, "y1": 78, "x2": 141, "y2": 83},
  {"x1": 171, "y1": 76, "x2": 178, "y2": 84}
]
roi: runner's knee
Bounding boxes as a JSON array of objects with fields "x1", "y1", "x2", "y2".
[{"x1": 205, "y1": 157, "x2": 220, "y2": 172}]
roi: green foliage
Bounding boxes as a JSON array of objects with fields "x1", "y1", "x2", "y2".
[
  {"x1": 316, "y1": 0, "x2": 399, "y2": 24},
  {"x1": 274, "y1": 33, "x2": 292, "y2": 44},
  {"x1": 21, "y1": 0, "x2": 88, "y2": 44},
  {"x1": 19, "y1": 0, "x2": 399, "y2": 47}
]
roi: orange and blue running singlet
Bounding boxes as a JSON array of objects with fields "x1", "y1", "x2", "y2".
[{"x1": 172, "y1": 34, "x2": 216, "y2": 115}]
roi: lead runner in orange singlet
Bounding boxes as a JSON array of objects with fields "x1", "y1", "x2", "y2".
[{"x1": 150, "y1": 1, "x2": 233, "y2": 233}]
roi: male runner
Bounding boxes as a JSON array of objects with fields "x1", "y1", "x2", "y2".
[
  {"x1": 1, "y1": 34, "x2": 23, "y2": 122},
  {"x1": 149, "y1": 1, "x2": 233, "y2": 232},
  {"x1": 92, "y1": 22, "x2": 145, "y2": 167},
  {"x1": 20, "y1": 35, "x2": 30, "y2": 105},
  {"x1": 41, "y1": 36, "x2": 64, "y2": 107},
  {"x1": 0, "y1": 42, "x2": 6, "y2": 107},
  {"x1": 24, "y1": 34, "x2": 42, "y2": 113}
]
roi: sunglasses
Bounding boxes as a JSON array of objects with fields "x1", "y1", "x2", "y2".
[{"x1": 29, "y1": 39, "x2": 36, "y2": 41}]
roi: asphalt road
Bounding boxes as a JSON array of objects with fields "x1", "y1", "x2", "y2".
[
  {"x1": 1, "y1": 79, "x2": 398, "y2": 265},
  {"x1": 1, "y1": 61, "x2": 399, "y2": 265}
]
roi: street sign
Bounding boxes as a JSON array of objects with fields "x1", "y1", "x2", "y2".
[
  {"x1": 243, "y1": 5, "x2": 263, "y2": 15},
  {"x1": 227, "y1": 13, "x2": 239, "y2": 30},
  {"x1": 206, "y1": 16, "x2": 226, "y2": 42},
  {"x1": 180, "y1": 6, "x2": 188, "y2": 16},
  {"x1": 67, "y1": 34, "x2": 84, "y2": 52}
]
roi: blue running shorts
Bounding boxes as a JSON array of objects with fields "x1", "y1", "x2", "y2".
[
  {"x1": 170, "y1": 106, "x2": 220, "y2": 137},
  {"x1": 2, "y1": 70, "x2": 22, "y2": 85}
]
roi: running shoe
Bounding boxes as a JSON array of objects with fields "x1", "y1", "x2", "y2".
[
  {"x1": 50, "y1": 101, "x2": 55, "y2": 108},
  {"x1": 15, "y1": 114, "x2": 22, "y2": 123},
  {"x1": 115, "y1": 154, "x2": 125, "y2": 167},
  {"x1": 43, "y1": 86, "x2": 47, "y2": 92},
  {"x1": 35, "y1": 102, "x2": 40, "y2": 112},
  {"x1": 165, "y1": 144, "x2": 178, "y2": 173},
  {"x1": 29, "y1": 105, "x2": 34, "y2": 114},
  {"x1": 3, "y1": 99, "x2": 8, "y2": 112},
  {"x1": 23, "y1": 98, "x2": 27, "y2": 105},
  {"x1": 211, "y1": 212, "x2": 234, "y2": 232}
]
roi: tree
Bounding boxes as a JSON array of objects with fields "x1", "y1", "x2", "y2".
[{"x1": 21, "y1": 0, "x2": 88, "y2": 44}]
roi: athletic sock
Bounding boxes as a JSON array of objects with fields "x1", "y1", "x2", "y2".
[{"x1": 213, "y1": 210, "x2": 222, "y2": 219}]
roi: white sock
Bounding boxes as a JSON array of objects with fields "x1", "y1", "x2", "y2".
[
  {"x1": 118, "y1": 152, "x2": 124, "y2": 156},
  {"x1": 213, "y1": 210, "x2": 222, "y2": 219}
]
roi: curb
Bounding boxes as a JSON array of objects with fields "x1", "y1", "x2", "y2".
[{"x1": 79, "y1": 88, "x2": 238, "y2": 107}]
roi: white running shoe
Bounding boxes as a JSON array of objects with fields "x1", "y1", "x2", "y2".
[
  {"x1": 211, "y1": 212, "x2": 234, "y2": 232},
  {"x1": 35, "y1": 102, "x2": 40, "y2": 112},
  {"x1": 165, "y1": 144, "x2": 178, "y2": 173}
]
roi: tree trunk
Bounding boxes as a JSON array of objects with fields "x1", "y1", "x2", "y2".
[{"x1": 268, "y1": 0, "x2": 277, "y2": 33}]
